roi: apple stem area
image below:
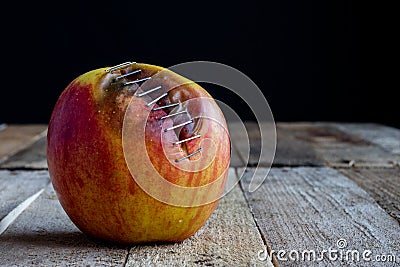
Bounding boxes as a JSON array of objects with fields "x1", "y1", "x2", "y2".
[{"x1": 1, "y1": 122, "x2": 399, "y2": 266}]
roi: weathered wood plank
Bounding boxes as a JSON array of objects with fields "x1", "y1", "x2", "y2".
[
  {"x1": 230, "y1": 121, "x2": 325, "y2": 167},
  {"x1": 0, "y1": 188, "x2": 44, "y2": 235},
  {"x1": 0, "y1": 168, "x2": 271, "y2": 266},
  {"x1": 230, "y1": 122, "x2": 280, "y2": 167},
  {"x1": 275, "y1": 123, "x2": 324, "y2": 167},
  {"x1": 241, "y1": 167, "x2": 400, "y2": 266},
  {"x1": 0, "y1": 136, "x2": 48, "y2": 169},
  {"x1": 0, "y1": 170, "x2": 49, "y2": 221},
  {"x1": 338, "y1": 167, "x2": 400, "y2": 223},
  {"x1": 0, "y1": 183, "x2": 129, "y2": 267},
  {"x1": 229, "y1": 122, "x2": 400, "y2": 168},
  {"x1": 334, "y1": 123, "x2": 400, "y2": 157},
  {"x1": 278, "y1": 122, "x2": 400, "y2": 168},
  {"x1": 0, "y1": 124, "x2": 47, "y2": 164},
  {"x1": 126, "y1": 168, "x2": 273, "y2": 267}
]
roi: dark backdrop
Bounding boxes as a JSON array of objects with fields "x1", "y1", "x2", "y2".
[{"x1": 1, "y1": 1, "x2": 397, "y2": 128}]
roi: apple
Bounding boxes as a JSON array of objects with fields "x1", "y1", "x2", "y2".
[{"x1": 46, "y1": 62, "x2": 231, "y2": 244}]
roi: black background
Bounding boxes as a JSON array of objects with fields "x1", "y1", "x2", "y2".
[{"x1": 1, "y1": 1, "x2": 398, "y2": 128}]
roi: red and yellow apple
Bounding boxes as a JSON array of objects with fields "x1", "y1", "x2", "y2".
[{"x1": 46, "y1": 62, "x2": 230, "y2": 244}]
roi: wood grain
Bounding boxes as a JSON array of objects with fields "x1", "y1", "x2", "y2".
[
  {"x1": 0, "y1": 170, "x2": 49, "y2": 221},
  {"x1": 0, "y1": 124, "x2": 47, "y2": 164},
  {"x1": 334, "y1": 123, "x2": 400, "y2": 157},
  {"x1": 126, "y1": 168, "x2": 273, "y2": 267},
  {"x1": 278, "y1": 122, "x2": 400, "y2": 168},
  {"x1": 0, "y1": 183, "x2": 129, "y2": 267},
  {"x1": 241, "y1": 167, "x2": 400, "y2": 266},
  {"x1": 230, "y1": 121, "x2": 339, "y2": 167},
  {"x1": 230, "y1": 122, "x2": 280, "y2": 167},
  {"x1": 339, "y1": 167, "x2": 400, "y2": 223},
  {"x1": 0, "y1": 188, "x2": 44, "y2": 235},
  {"x1": 0, "y1": 136, "x2": 47, "y2": 169},
  {"x1": 0, "y1": 169, "x2": 272, "y2": 266},
  {"x1": 275, "y1": 123, "x2": 324, "y2": 167},
  {"x1": 1, "y1": 122, "x2": 399, "y2": 266}
]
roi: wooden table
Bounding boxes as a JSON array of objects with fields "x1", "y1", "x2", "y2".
[{"x1": 0, "y1": 122, "x2": 399, "y2": 266}]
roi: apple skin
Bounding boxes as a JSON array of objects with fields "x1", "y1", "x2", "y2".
[{"x1": 46, "y1": 63, "x2": 230, "y2": 244}]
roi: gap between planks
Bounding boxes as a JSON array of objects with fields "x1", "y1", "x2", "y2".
[{"x1": 235, "y1": 167, "x2": 280, "y2": 267}]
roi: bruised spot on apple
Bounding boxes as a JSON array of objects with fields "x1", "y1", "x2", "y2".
[{"x1": 47, "y1": 63, "x2": 231, "y2": 244}]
